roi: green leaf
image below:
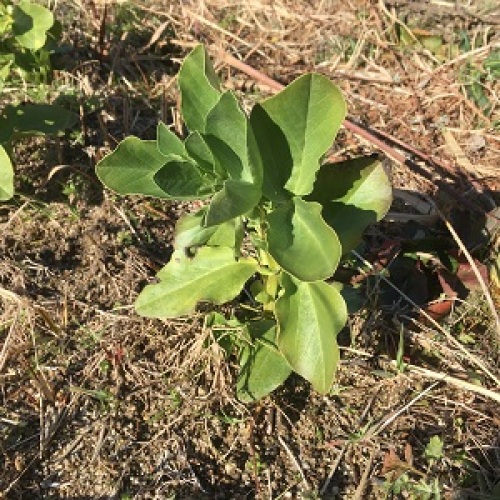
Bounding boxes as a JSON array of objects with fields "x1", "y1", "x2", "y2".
[
  {"x1": 43, "y1": 18, "x2": 62, "y2": 52},
  {"x1": 204, "y1": 91, "x2": 262, "y2": 185},
  {"x1": 425, "y1": 436, "x2": 444, "y2": 460},
  {"x1": 250, "y1": 103, "x2": 292, "y2": 202},
  {"x1": 96, "y1": 137, "x2": 169, "y2": 198},
  {"x1": 0, "y1": 103, "x2": 78, "y2": 143},
  {"x1": 420, "y1": 35, "x2": 443, "y2": 54},
  {"x1": 0, "y1": 7, "x2": 12, "y2": 34},
  {"x1": 484, "y1": 50, "x2": 500, "y2": 79},
  {"x1": 0, "y1": 54, "x2": 14, "y2": 85},
  {"x1": 174, "y1": 208, "x2": 243, "y2": 250},
  {"x1": 267, "y1": 197, "x2": 341, "y2": 281},
  {"x1": 153, "y1": 158, "x2": 216, "y2": 200},
  {"x1": 276, "y1": 275, "x2": 347, "y2": 394},
  {"x1": 464, "y1": 68, "x2": 490, "y2": 112},
  {"x1": 307, "y1": 156, "x2": 392, "y2": 254},
  {"x1": 237, "y1": 320, "x2": 292, "y2": 402},
  {"x1": 179, "y1": 45, "x2": 222, "y2": 132},
  {"x1": 13, "y1": 1, "x2": 54, "y2": 50},
  {"x1": 156, "y1": 121, "x2": 186, "y2": 158},
  {"x1": 184, "y1": 131, "x2": 220, "y2": 177},
  {"x1": 135, "y1": 247, "x2": 258, "y2": 318},
  {"x1": 251, "y1": 74, "x2": 345, "y2": 199},
  {"x1": 205, "y1": 179, "x2": 261, "y2": 227},
  {"x1": 0, "y1": 145, "x2": 14, "y2": 201}
]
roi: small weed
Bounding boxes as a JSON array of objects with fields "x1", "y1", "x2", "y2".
[
  {"x1": 384, "y1": 473, "x2": 441, "y2": 499},
  {"x1": 77, "y1": 325, "x2": 104, "y2": 349},
  {"x1": 424, "y1": 435, "x2": 444, "y2": 462},
  {"x1": 382, "y1": 435, "x2": 445, "y2": 498},
  {"x1": 215, "y1": 410, "x2": 243, "y2": 425},
  {"x1": 0, "y1": 2, "x2": 78, "y2": 201},
  {"x1": 347, "y1": 421, "x2": 373, "y2": 442},
  {"x1": 168, "y1": 388, "x2": 182, "y2": 409},
  {"x1": 70, "y1": 385, "x2": 115, "y2": 412},
  {"x1": 458, "y1": 36, "x2": 499, "y2": 124},
  {"x1": 116, "y1": 230, "x2": 133, "y2": 246},
  {"x1": 218, "y1": 11, "x2": 238, "y2": 31},
  {"x1": 99, "y1": 359, "x2": 112, "y2": 376},
  {"x1": 396, "y1": 324, "x2": 408, "y2": 373},
  {"x1": 316, "y1": 36, "x2": 358, "y2": 64},
  {"x1": 245, "y1": 452, "x2": 265, "y2": 475}
]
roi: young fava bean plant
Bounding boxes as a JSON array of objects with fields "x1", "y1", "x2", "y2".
[{"x1": 96, "y1": 45, "x2": 392, "y2": 402}]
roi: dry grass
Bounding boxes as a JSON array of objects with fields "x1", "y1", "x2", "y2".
[{"x1": 1, "y1": 0, "x2": 499, "y2": 498}]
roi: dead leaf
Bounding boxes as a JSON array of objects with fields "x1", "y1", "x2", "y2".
[
  {"x1": 424, "y1": 299, "x2": 453, "y2": 321},
  {"x1": 380, "y1": 446, "x2": 425, "y2": 478},
  {"x1": 456, "y1": 258, "x2": 489, "y2": 291}
]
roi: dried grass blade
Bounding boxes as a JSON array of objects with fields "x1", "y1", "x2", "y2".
[{"x1": 437, "y1": 210, "x2": 500, "y2": 342}]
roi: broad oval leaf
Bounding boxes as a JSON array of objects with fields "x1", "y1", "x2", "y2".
[
  {"x1": 250, "y1": 103, "x2": 293, "y2": 202},
  {"x1": 179, "y1": 45, "x2": 222, "y2": 132},
  {"x1": 205, "y1": 179, "x2": 261, "y2": 227},
  {"x1": 267, "y1": 197, "x2": 341, "y2": 282},
  {"x1": 307, "y1": 155, "x2": 392, "y2": 254},
  {"x1": 157, "y1": 121, "x2": 186, "y2": 158},
  {"x1": 237, "y1": 320, "x2": 292, "y2": 403},
  {"x1": 135, "y1": 247, "x2": 258, "y2": 318},
  {"x1": 185, "y1": 131, "x2": 220, "y2": 178},
  {"x1": 276, "y1": 275, "x2": 347, "y2": 394},
  {"x1": 96, "y1": 137, "x2": 169, "y2": 198},
  {"x1": 0, "y1": 145, "x2": 14, "y2": 201},
  {"x1": 153, "y1": 158, "x2": 216, "y2": 200},
  {"x1": 13, "y1": 1, "x2": 54, "y2": 50},
  {"x1": 175, "y1": 208, "x2": 243, "y2": 250},
  {"x1": 205, "y1": 91, "x2": 262, "y2": 185},
  {"x1": 0, "y1": 103, "x2": 78, "y2": 143},
  {"x1": 252, "y1": 74, "x2": 346, "y2": 198}
]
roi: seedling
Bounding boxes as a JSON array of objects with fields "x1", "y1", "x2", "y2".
[
  {"x1": 382, "y1": 436, "x2": 445, "y2": 499},
  {"x1": 96, "y1": 45, "x2": 392, "y2": 401},
  {"x1": 424, "y1": 436, "x2": 444, "y2": 463}
]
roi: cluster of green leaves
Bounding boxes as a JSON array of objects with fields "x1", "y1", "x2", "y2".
[
  {"x1": 383, "y1": 436, "x2": 444, "y2": 499},
  {"x1": 96, "y1": 45, "x2": 392, "y2": 401},
  {"x1": 396, "y1": 23, "x2": 499, "y2": 125},
  {"x1": 0, "y1": 0, "x2": 60, "y2": 88},
  {"x1": 0, "y1": 1, "x2": 78, "y2": 201},
  {"x1": 397, "y1": 24, "x2": 458, "y2": 61},
  {"x1": 461, "y1": 49, "x2": 500, "y2": 122}
]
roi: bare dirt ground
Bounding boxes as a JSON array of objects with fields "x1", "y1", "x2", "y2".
[{"x1": 1, "y1": 1, "x2": 499, "y2": 498}]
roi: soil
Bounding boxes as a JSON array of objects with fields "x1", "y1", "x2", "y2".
[{"x1": 1, "y1": 1, "x2": 499, "y2": 499}]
